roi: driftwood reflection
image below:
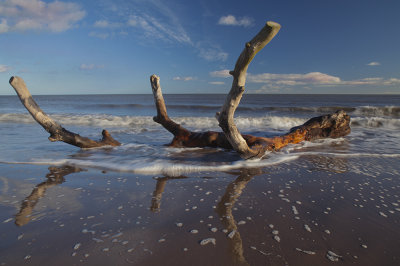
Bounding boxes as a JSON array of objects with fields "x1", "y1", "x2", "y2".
[
  {"x1": 15, "y1": 165, "x2": 82, "y2": 226},
  {"x1": 150, "y1": 176, "x2": 187, "y2": 212},
  {"x1": 148, "y1": 169, "x2": 261, "y2": 265},
  {"x1": 216, "y1": 169, "x2": 261, "y2": 266}
]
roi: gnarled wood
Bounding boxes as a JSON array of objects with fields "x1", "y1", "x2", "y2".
[
  {"x1": 217, "y1": 21, "x2": 281, "y2": 159},
  {"x1": 150, "y1": 22, "x2": 350, "y2": 158},
  {"x1": 150, "y1": 75, "x2": 350, "y2": 155},
  {"x1": 9, "y1": 76, "x2": 120, "y2": 148}
]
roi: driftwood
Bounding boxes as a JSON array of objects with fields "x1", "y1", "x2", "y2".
[
  {"x1": 9, "y1": 76, "x2": 120, "y2": 148},
  {"x1": 9, "y1": 21, "x2": 350, "y2": 158},
  {"x1": 151, "y1": 75, "x2": 350, "y2": 157},
  {"x1": 151, "y1": 22, "x2": 350, "y2": 158}
]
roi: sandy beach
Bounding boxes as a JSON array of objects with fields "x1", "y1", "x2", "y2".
[{"x1": 1, "y1": 152, "x2": 399, "y2": 265}]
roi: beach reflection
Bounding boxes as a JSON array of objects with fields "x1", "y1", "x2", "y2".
[
  {"x1": 149, "y1": 168, "x2": 261, "y2": 265},
  {"x1": 15, "y1": 165, "x2": 82, "y2": 226},
  {"x1": 215, "y1": 168, "x2": 261, "y2": 266},
  {"x1": 150, "y1": 175, "x2": 187, "y2": 212}
]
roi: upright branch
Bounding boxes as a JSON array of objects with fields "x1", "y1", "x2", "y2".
[
  {"x1": 217, "y1": 21, "x2": 281, "y2": 159},
  {"x1": 9, "y1": 76, "x2": 120, "y2": 148}
]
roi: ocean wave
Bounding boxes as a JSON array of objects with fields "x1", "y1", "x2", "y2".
[
  {"x1": 350, "y1": 117, "x2": 400, "y2": 129},
  {"x1": 0, "y1": 113, "x2": 306, "y2": 130},
  {"x1": 354, "y1": 105, "x2": 400, "y2": 118},
  {"x1": 3, "y1": 112, "x2": 399, "y2": 131},
  {"x1": 84, "y1": 104, "x2": 399, "y2": 117}
]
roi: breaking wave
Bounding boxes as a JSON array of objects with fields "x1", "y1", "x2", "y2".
[{"x1": 0, "y1": 113, "x2": 306, "y2": 130}]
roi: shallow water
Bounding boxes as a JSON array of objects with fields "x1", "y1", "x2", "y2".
[{"x1": 0, "y1": 94, "x2": 399, "y2": 265}]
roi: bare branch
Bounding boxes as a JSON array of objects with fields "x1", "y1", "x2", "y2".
[
  {"x1": 9, "y1": 76, "x2": 120, "y2": 148},
  {"x1": 217, "y1": 21, "x2": 281, "y2": 159}
]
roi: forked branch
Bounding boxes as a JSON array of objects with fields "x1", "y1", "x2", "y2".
[{"x1": 9, "y1": 76, "x2": 120, "y2": 148}]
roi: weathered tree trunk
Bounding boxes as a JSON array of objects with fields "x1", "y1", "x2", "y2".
[
  {"x1": 150, "y1": 75, "x2": 350, "y2": 156},
  {"x1": 150, "y1": 22, "x2": 351, "y2": 158},
  {"x1": 9, "y1": 76, "x2": 120, "y2": 148}
]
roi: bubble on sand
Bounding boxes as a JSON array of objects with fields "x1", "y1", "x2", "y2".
[
  {"x1": 296, "y1": 248, "x2": 316, "y2": 255},
  {"x1": 228, "y1": 230, "x2": 236, "y2": 239},
  {"x1": 200, "y1": 238, "x2": 216, "y2": 246},
  {"x1": 190, "y1": 229, "x2": 199, "y2": 234},
  {"x1": 73, "y1": 243, "x2": 81, "y2": 250},
  {"x1": 210, "y1": 227, "x2": 218, "y2": 233},
  {"x1": 326, "y1": 251, "x2": 342, "y2": 262},
  {"x1": 304, "y1": 224, "x2": 312, "y2": 232},
  {"x1": 176, "y1": 222, "x2": 183, "y2": 227},
  {"x1": 379, "y1": 212, "x2": 388, "y2": 218},
  {"x1": 273, "y1": 235, "x2": 281, "y2": 242}
]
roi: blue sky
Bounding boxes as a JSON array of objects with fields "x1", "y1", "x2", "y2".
[{"x1": 0, "y1": 0, "x2": 399, "y2": 94}]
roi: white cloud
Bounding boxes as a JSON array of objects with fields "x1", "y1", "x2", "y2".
[
  {"x1": 247, "y1": 72, "x2": 341, "y2": 85},
  {"x1": 173, "y1": 76, "x2": 195, "y2": 81},
  {"x1": 0, "y1": 64, "x2": 11, "y2": 72},
  {"x1": 209, "y1": 81, "x2": 225, "y2": 85},
  {"x1": 218, "y1": 15, "x2": 253, "y2": 27},
  {"x1": 0, "y1": 0, "x2": 85, "y2": 33},
  {"x1": 210, "y1": 69, "x2": 231, "y2": 78},
  {"x1": 80, "y1": 64, "x2": 104, "y2": 70},
  {"x1": 246, "y1": 71, "x2": 400, "y2": 92},
  {"x1": 367, "y1": 62, "x2": 381, "y2": 66}
]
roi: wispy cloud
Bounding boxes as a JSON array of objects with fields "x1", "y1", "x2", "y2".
[
  {"x1": 127, "y1": 14, "x2": 192, "y2": 44},
  {"x1": 173, "y1": 76, "x2": 195, "y2": 81},
  {"x1": 94, "y1": 0, "x2": 227, "y2": 61},
  {"x1": 210, "y1": 69, "x2": 231, "y2": 78},
  {"x1": 0, "y1": 64, "x2": 11, "y2": 72},
  {"x1": 88, "y1": 31, "x2": 110, "y2": 39},
  {"x1": 94, "y1": 20, "x2": 121, "y2": 29},
  {"x1": 367, "y1": 61, "x2": 381, "y2": 66},
  {"x1": 197, "y1": 45, "x2": 228, "y2": 62},
  {"x1": 218, "y1": 15, "x2": 253, "y2": 27},
  {"x1": 0, "y1": 0, "x2": 85, "y2": 33},
  {"x1": 80, "y1": 64, "x2": 104, "y2": 70}
]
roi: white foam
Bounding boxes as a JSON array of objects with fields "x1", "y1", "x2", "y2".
[
  {"x1": 0, "y1": 153, "x2": 299, "y2": 176},
  {"x1": 0, "y1": 113, "x2": 307, "y2": 131}
]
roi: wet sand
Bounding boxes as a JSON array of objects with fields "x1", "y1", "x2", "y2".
[{"x1": 0, "y1": 156, "x2": 399, "y2": 266}]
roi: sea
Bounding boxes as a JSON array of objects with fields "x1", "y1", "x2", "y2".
[
  {"x1": 0, "y1": 94, "x2": 399, "y2": 175},
  {"x1": 0, "y1": 93, "x2": 399, "y2": 265}
]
